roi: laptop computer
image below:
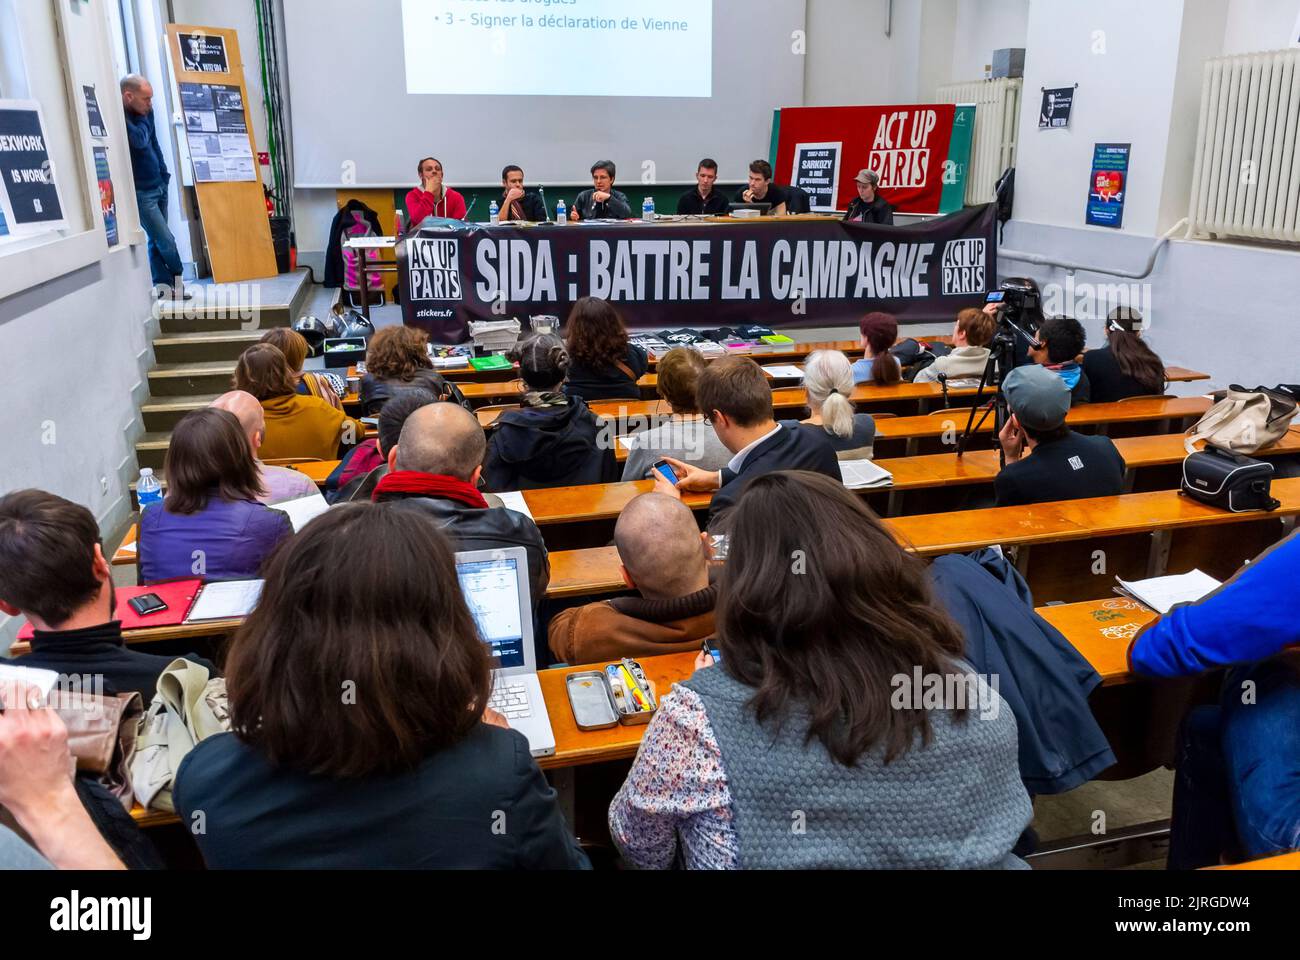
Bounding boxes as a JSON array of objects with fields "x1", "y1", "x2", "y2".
[{"x1": 455, "y1": 547, "x2": 556, "y2": 758}]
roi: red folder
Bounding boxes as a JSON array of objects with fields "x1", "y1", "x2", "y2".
[{"x1": 15, "y1": 579, "x2": 203, "y2": 640}]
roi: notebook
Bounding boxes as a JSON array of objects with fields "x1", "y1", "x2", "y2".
[
  {"x1": 1115, "y1": 570, "x2": 1222, "y2": 614},
  {"x1": 470, "y1": 355, "x2": 513, "y2": 371},
  {"x1": 184, "y1": 580, "x2": 264, "y2": 623},
  {"x1": 839, "y1": 459, "x2": 894, "y2": 490},
  {"x1": 494, "y1": 490, "x2": 534, "y2": 520},
  {"x1": 15, "y1": 579, "x2": 204, "y2": 640}
]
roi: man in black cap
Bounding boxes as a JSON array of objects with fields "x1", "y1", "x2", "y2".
[
  {"x1": 844, "y1": 169, "x2": 894, "y2": 224},
  {"x1": 994, "y1": 365, "x2": 1125, "y2": 507}
]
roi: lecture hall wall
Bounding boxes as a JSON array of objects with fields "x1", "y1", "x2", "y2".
[{"x1": 0, "y1": 0, "x2": 160, "y2": 649}]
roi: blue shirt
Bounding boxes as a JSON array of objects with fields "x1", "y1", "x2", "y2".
[
  {"x1": 851, "y1": 354, "x2": 901, "y2": 384},
  {"x1": 124, "y1": 108, "x2": 169, "y2": 191},
  {"x1": 1128, "y1": 530, "x2": 1300, "y2": 677}
]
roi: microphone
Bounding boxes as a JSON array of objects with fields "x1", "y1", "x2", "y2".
[
  {"x1": 536, "y1": 184, "x2": 546, "y2": 224},
  {"x1": 937, "y1": 372, "x2": 949, "y2": 409},
  {"x1": 463, "y1": 194, "x2": 478, "y2": 222}
]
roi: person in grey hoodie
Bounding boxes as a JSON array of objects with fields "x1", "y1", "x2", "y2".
[{"x1": 914, "y1": 307, "x2": 996, "y2": 388}]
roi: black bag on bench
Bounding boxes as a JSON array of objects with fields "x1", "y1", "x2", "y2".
[{"x1": 1180, "y1": 444, "x2": 1280, "y2": 512}]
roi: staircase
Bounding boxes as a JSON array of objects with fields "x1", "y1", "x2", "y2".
[{"x1": 134, "y1": 272, "x2": 315, "y2": 479}]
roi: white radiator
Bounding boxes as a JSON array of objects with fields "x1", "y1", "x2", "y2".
[
  {"x1": 936, "y1": 77, "x2": 1021, "y2": 206},
  {"x1": 1187, "y1": 49, "x2": 1300, "y2": 244}
]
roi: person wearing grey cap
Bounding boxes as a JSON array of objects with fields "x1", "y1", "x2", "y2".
[
  {"x1": 844, "y1": 169, "x2": 894, "y2": 224},
  {"x1": 994, "y1": 365, "x2": 1126, "y2": 508}
]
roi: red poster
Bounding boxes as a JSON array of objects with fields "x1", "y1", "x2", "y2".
[{"x1": 775, "y1": 104, "x2": 957, "y2": 214}]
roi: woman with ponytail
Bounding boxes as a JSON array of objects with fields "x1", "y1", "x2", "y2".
[
  {"x1": 1082, "y1": 306, "x2": 1167, "y2": 402},
  {"x1": 851, "y1": 312, "x2": 902, "y2": 385},
  {"x1": 800, "y1": 350, "x2": 877, "y2": 459}
]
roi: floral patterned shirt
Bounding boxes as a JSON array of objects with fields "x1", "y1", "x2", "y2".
[{"x1": 607, "y1": 685, "x2": 738, "y2": 869}]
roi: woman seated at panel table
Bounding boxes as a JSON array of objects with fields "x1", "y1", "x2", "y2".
[
  {"x1": 172, "y1": 503, "x2": 589, "y2": 869},
  {"x1": 483, "y1": 334, "x2": 617, "y2": 491},
  {"x1": 260, "y1": 328, "x2": 344, "y2": 410},
  {"x1": 405, "y1": 156, "x2": 467, "y2": 225},
  {"x1": 609, "y1": 471, "x2": 1031, "y2": 869},
  {"x1": 138, "y1": 408, "x2": 292, "y2": 584},
  {"x1": 799, "y1": 350, "x2": 877, "y2": 459},
  {"x1": 621, "y1": 347, "x2": 730, "y2": 482},
  {"x1": 562, "y1": 297, "x2": 649, "y2": 402},
  {"x1": 358, "y1": 325, "x2": 466, "y2": 416},
  {"x1": 1081, "y1": 306, "x2": 1167, "y2": 403},
  {"x1": 233, "y1": 343, "x2": 365, "y2": 462}
]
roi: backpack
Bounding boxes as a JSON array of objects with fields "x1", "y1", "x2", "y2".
[
  {"x1": 130, "y1": 658, "x2": 231, "y2": 813},
  {"x1": 1184, "y1": 385, "x2": 1298, "y2": 455}
]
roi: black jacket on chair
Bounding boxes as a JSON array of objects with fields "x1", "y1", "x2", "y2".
[
  {"x1": 929, "y1": 549, "x2": 1116, "y2": 794},
  {"x1": 708, "y1": 422, "x2": 841, "y2": 528},
  {"x1": 324, "y1": 200, "x2": 383, "y2": 289},
  {"x1": 174, "y1": 723, "x2": 590, "y2": 869}
]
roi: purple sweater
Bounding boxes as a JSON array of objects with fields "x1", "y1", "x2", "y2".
[{"x1": 139, "y1": 497, "x2": 292, "y2": 584}]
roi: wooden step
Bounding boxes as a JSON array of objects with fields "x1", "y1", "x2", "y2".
[
  {"x1": 152, "y1": 329, "x2": 267, "y2": 364},
  {"x1": 140, "y1": 393, "x2": 222, "y2": 432},
  {"x1": 134, "y1": 432, "x2": 171, "y2": 470},
  {"x1": 147, "y1": 361, "x2": 235, "y2": 397}
]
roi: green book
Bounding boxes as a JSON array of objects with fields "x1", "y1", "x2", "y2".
[
  {"x1": 761, "y1": 335, "x2": 795, "y2": 345},
  {"x1": 469, "y1": 355, "x2": 513, "y2": 371}
]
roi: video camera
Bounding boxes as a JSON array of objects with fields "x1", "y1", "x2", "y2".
[{"x1": 985, "y1": 278, "x2": 1041, "y2": 331}]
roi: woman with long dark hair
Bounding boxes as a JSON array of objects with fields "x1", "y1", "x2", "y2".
[
  {"x1": 608, "y1": 471, "x2": 1031, "y2": 869},
  {"x1": 173, "y1": 502, "x2": 587, "y2": 869},
  {"x1": 562, "y1": 297, "x2": 649, "y2": 401},
  {"x1": 1082, "y1": 306, "x2": 1167, "y2": 402},
  {"x1": 851, "y1": 312, "x2": 902, "y2": 385}
]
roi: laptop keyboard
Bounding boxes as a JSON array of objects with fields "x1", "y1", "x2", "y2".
[{"x1": 489, "y1": 681, "x2": 532, "y2": 720}]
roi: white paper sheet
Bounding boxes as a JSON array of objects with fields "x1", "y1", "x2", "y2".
[
  {"x1": 495, "y1": 491, "x2": 534, "y2": 520},
  {"x1": 1116, "y1": 569, "x2": 1222, "y2": 614},
  {"x1": 274, "y1": 492, "x2": 331, "y2": 533},
  {"x1": 0, "y1": 663, "x2": 61, "y2": 699},
  {"x1": 762, "y1": 364, "x2": 806, "y2": 379}
]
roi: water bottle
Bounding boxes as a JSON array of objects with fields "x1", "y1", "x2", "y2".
[
  {"x1": 137, "y1": 468, "x2": 163, "y2": 510},
  {"x1": 642, "y1": 196, "x2": 656, "y2": 222},
  {"x1": 488, "y1": 200, "x2": 500, "y2": 224},
  {"x1": 555, "y1": 198, "x2": 567, "y2": 224}
]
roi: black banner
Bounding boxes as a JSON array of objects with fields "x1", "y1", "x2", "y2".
[{"x1": 397, "y1": 204, "x2": 998, "y2": 343}]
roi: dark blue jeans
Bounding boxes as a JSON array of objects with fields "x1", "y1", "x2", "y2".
[
  {"x1": 1169, "y1": 657, "x2": 1300, "y2": 868},
  {"x1": 136, "y1": 183, "x2": 182, "y2": 287}
]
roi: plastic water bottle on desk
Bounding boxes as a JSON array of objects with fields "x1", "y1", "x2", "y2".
[
  {"x1": 555, "y1": 199, "x2": 566, "y2": 224},
  {"x1": 137, "y1": 468, "x2": 163, "y2": 511},
  {"x1": 489, "y1": 200, "x2": 499, "y2": 224},
  {"x1": 642, "y1": 197, "x2": 656, "y2": 222}
]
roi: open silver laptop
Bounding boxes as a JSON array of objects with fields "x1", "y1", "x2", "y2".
[{"x1": 455, "y1": 547, "x2": 556, "y2": 758}]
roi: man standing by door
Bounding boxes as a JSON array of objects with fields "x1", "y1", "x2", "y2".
[{"x1": 121, "y1": 74, "x2": 187, "y2": 298}]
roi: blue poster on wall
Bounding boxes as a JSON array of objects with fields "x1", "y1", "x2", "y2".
[{"x1": 1086, "y1": 142, "x2": 1130, "y2": 229}]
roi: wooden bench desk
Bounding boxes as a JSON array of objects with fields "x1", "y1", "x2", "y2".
[
  {"x1": 1206, "y1": 851, "x2": 1300, "y2": 870},
  {"x1": 121, "y1": 595, "x2": 1160, "y2": 827},
  {"x1": 543, "y1": 478, "x2": 1300, "y2": 599}
]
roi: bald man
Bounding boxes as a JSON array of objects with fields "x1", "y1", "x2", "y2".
[
  {"x1": 548, "y1": 493, "x2": 715, "y2": 665},
  {"x1": 211, "y1": 391, "x2": 316, "y2": 504},
  {"x1": 371, "y1": 402, "x2": 550, "y2": 607}
]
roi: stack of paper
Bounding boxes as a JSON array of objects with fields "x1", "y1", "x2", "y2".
[
  {"x1": 840, "y1": 459, "x2": 894, "y2": 489},
  {"x1": 1115, "y1": 569, "x2": 1222, "y2": 614},
  {"x1": 0, "y1": 663, "x2": 61, "y2": 698},
  {"x1": 185, "y1": 580, "x2": 264, "y2": 623}
]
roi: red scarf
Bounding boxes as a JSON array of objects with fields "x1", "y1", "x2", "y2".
[{"x1": 372, "y1": 471, "x2": 489, "y2": 509}]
